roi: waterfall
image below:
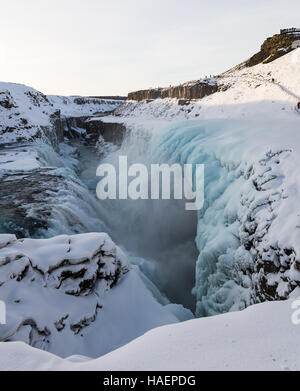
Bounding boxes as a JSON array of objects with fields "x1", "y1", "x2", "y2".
[{"x1": 4, "y1": 117, "x2": 264, "y2": 316}]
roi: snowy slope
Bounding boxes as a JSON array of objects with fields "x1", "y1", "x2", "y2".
[
  {"x1": 0, "y1": 296, "x2": 299, "y2": 371},
  {"x1": 0, "y1": 82, "x2": 57, "y2": 145}
]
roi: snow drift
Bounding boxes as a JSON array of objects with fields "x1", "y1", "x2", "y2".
[{"x1": 0, "y1": 297, "x2": 299, "y2": 371}]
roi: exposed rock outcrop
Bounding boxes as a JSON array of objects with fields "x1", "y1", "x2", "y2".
[
  {"x1": 64, "y1": 116, "x2": 126, "y2": 147},
  {"x1": 128, "y1": 78, "x2": 218, "y2": 102},
  {"x1": 246, "y1": 29, "x2": 300, "y2": 67},
  {"x1": 84, "y1": 119, "x2": 126, "y2": 146}
]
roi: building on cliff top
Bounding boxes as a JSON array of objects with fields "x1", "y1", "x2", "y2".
[
  {"x1": 280, "y1": 28, "x2": 300, "y2": 49},
  {"x1": 280, "y1": 28, "x2": 300, "y2": 37}
]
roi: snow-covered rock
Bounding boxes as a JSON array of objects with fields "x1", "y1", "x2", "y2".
[
  {"x1": 0, "y1": 233, "x2": 181, "y2": 358},
  {"x1": 0, "y1": 82, "x2": 61, "y2": 146}
]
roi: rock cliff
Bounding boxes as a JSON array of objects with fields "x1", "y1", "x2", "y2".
[{"x1": 128, "y1": 78, "x2": 218, "y2": 102}]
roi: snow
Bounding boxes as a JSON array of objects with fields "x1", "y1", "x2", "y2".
[{"x1": 0, "y1": 297, "x2": 299, "y2": 371}]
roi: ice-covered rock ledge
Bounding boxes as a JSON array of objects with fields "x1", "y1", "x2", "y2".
[{"x1": 0, "y1": 233, "x2": 183, "y2": 358}]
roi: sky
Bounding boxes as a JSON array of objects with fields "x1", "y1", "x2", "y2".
[{"x1": 1, "y1": 0, "x2": 300, "y2": 96}]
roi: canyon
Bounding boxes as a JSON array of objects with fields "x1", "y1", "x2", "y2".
[{"x1": 0, "y1": 32, "x2": 300, "y2": 367}]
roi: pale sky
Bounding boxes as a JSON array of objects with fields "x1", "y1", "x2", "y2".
[{"x1": 1, "y1": 0, "x2": 299, "y2": 96}]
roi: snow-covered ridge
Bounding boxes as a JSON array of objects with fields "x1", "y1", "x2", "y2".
[
  {"x1": 0, "y1": 82, "x2": 59, "y2": 146},
  {"x1": 117, "y1": 48, "x2": 300, "y2": 121},
  {"x1": 48, "y1": 95, "x2": 123, "y2": 117},
  {"x1": 0, "y1": 81, "x2": 123, "y2": 146}
]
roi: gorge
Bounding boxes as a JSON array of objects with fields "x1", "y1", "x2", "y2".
[{"x1": 0, "y1": 38, "x2": 300, "y2": 363}]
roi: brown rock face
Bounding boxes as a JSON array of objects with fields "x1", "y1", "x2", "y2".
[
  {"x1": 64, "y1": 116, "x2": 126, "y2": 147},
  {"x1": 128, "y1": 80, "x2": 218, "y2": 102},
  {"x1": 246, "y1": 31, "x2": 299, "y2": 67}
]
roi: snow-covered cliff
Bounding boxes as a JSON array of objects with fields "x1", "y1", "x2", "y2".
[{"x1": 0, "y1": 82, "x2": 123, "y2": 146}]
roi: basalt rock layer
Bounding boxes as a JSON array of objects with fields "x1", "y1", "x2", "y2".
[{"x1": 128, "y1": 79, "x2": 218, "y2": 102}]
